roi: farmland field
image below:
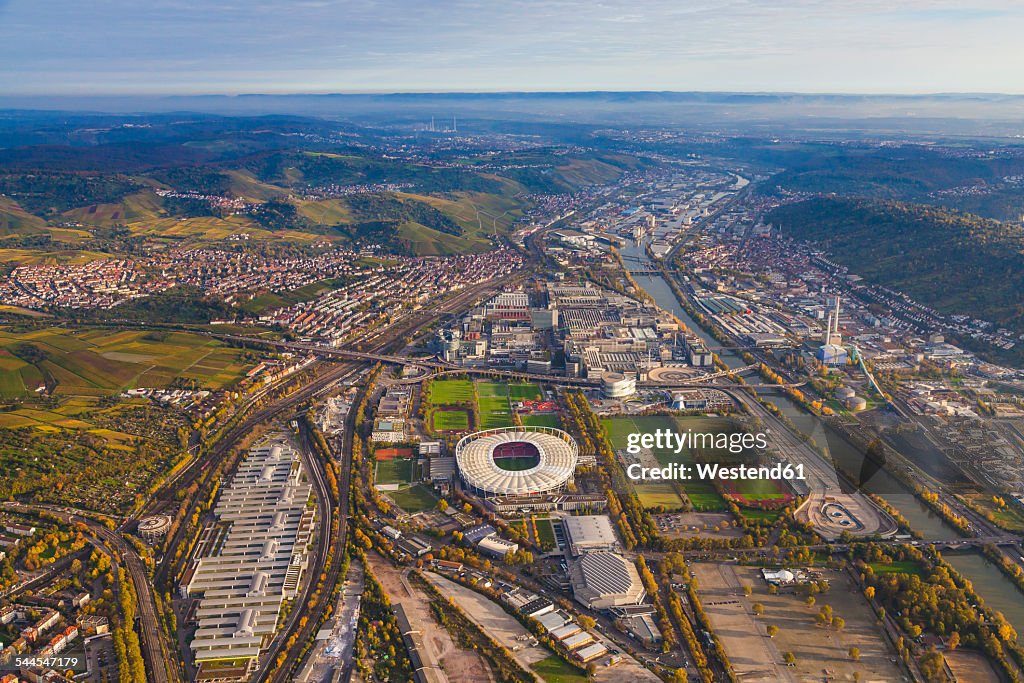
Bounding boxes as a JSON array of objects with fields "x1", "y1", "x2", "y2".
[{"x1": 0, "y1": 328, "x2": 254, "y2": 397}]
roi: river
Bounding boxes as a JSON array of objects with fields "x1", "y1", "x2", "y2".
[
  {"x1": 621, "y1": 239, "x2": 953, "y2": 540},
  {"x1": 945, "y1": 552, "x2": 1024, "y2": 638},
  {"x1": 620, "y1": 216, "x2": 1024, "y2": 639}
]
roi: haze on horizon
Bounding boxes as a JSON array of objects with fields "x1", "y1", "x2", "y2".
[{"x1": 1, "y1": 0, "x2": 1023, "y2": 98}]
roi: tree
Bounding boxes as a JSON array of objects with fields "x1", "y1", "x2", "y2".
[
  {"x1": 766, "y1": 624, "x2": 779, "y2": 638},
  {"x1": 752, "y1": 603, "x2": 765, "y2": 616},
  {"x1": 833, "y1": 617, "x2": 845, "y2": 631},
  {"x1": 578, "y1": 615, "x2": 597, "y2": 630},
  {"x1": 783, "y1": 651, "x2": 796, "y2": 666},
  {"x1": 919, "y1": 649, "x2": 945, "y2": 682},
  {"x1": 947, "y1": 631, "x2": 960, "y2": 651},
  {"x1": 848, "y1": 647, "x2": 860, "y2": 661},
  {"x1": 742, "y1": 584, "x2": 753, "y2": 596},
  {"x1": 805, "y1": 595, "x2": 816, "y2": 608}
]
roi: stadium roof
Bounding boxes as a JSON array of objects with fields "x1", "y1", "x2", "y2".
[{"x1": 456, "y1": 427, "x2": 578, "y2": 496}]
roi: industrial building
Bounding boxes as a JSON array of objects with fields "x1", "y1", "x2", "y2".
[
  {"x1": 137, "y1": 514, "x2": 171, "y2": 544},
  {"x1": 562, "y1": 515, "x2": 620, "y2": 557},
  {"x1": 569, "y1": 552, "x2": 646, "y2": 610},
  {"x1": 185, "y1": 440, "x2": 315, "y2": 674}
]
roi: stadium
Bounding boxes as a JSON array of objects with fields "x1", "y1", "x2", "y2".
[{"x1": 455, "y1": 426, "x2": 579, "y2": 497}]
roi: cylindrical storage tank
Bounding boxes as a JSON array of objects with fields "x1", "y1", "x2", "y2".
[
  {"x1": 835, "y1": 387, "x2": 856, "y2": 401},
  {"x1": 845, "y1": 396, "x2": 867, "y2": 411}
]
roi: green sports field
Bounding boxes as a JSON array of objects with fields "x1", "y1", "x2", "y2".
[
  {"x1": 476, "y1": 380, "x2": 514, "y2": 429},
  {"x1": 375, "y1": 458, "x2": 414, "y2": 485},
  {"x1": 602, "y1": 414, "x2": 744, "y2": 511},
  {"x1": 428, "y1": 378, "x2": 474, "y2": 406},
  {"x1": 508, "y1": 382, "x2": 542, "y2": 401},
  {"x1": 520, "y1": 414, "x2": 560, "y2": 429},
  {"x1": 387, "y1": 484, "x2": 439, "y2": 513},
  {"x1": 431, "y1": 408, "x2": 469, "y2": 432}
]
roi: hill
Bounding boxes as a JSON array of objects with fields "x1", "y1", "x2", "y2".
[
  {"x1": 0, "y1": 196, "x2": 48, "y2": 235},
  {"x1": 767, "y1": 197, "x2": 1024, "y2": 333}
]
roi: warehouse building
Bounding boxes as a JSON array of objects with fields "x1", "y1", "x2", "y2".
[
  {"x1": 186, "y1": 440, "x2": 315, "y2": 675},
  {"x1": 562, "y1": 515, "x2": 619, "y2": 557}
]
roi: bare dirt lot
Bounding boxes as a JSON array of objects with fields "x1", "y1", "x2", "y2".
[
  {"x1": 654, "y1": 511, "x2": 744, "y2": 539},
  {"x1": 423, "y1": 572, "x2": 659, "y2": 683},
  {"x1": 367, "y1": 553, "x2": 493, "y2": 683},
  {"x1": 692, "y1": 563, "x2": 905, "y2": 683},
  {"x1": 946, "y1": 650, "x2": 1001, "y2": 683}
]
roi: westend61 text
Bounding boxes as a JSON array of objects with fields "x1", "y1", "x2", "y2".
[{"x1": 626, "y1": 461, "x2": 806, "y2": 482}]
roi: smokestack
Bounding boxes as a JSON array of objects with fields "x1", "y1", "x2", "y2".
[{"x1": 833, "y1": 296, "x2": 841, "y2": 335}]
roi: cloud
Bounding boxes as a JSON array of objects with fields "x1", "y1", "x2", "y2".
[{"x1": 0, "y1": 0, "x2": 1022, "y2": 94}]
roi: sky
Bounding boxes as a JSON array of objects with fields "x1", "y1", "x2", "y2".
[{"x1": 1, "y1": 0, "x2": 1023, "y2": 95}]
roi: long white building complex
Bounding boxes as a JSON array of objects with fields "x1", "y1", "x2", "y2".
[
  {"x1": 456, "y1": 426, "x2": 579, "y2": 497},
  {"x1": 184, "y1": 440, "x2": 316, "y2": 678}
]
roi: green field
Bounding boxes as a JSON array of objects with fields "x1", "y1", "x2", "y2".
[
  {"x1": 375, "y1": 458, "x2": 414, "y2": 485},
  {"x1": 869, "y1": 561, "x2": 924, "y2": 576},
  {"x1": 431, "y1": 409, "x2": 469, "y2": 432},
  {"x1": 0, "y1": 328, "x2": 254, "y2": 398},
  {"x1": 520, "y1": 414, "x2": 560, "y2": 429},
  {"x1": 428, "y1": 379, "x2": 474, "y2": 406},
  {"x1": 531, "y1": 656, "x2": 588, "y2": 683},
  {"x1": 476, "y1": 381, "x2": 514, "y2": 429},
  {"x1": 508, "y1": 383, "x2": 543, "y2": 401},
  {"x1": 602, "y1": 414, "x2": 747, "y2": 511},
  {"x1": 535, "y1": 518, "x2": 556, "y2": 549},
  {"x1": 740, "y1": 508, "x2": 783, "y2": 522},
  {"x1": 388, "y1": 484, "x2": 439, "y2": 513}
]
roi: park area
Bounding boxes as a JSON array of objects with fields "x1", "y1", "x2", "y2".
[{"x1": 691, "y1": 563, "x2": 904, "y2": 683}]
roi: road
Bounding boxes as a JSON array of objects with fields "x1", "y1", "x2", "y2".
[
  {"x1": 3, "y1": 502, "x2": 176, "y2": 683},
  {"x1": 252, "y1": 383, "x2": 356, "y2": 683}
]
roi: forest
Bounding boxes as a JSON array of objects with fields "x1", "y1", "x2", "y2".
[{"x1": 767, "y1": 197, "x2": 1024, "y2": 334}]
